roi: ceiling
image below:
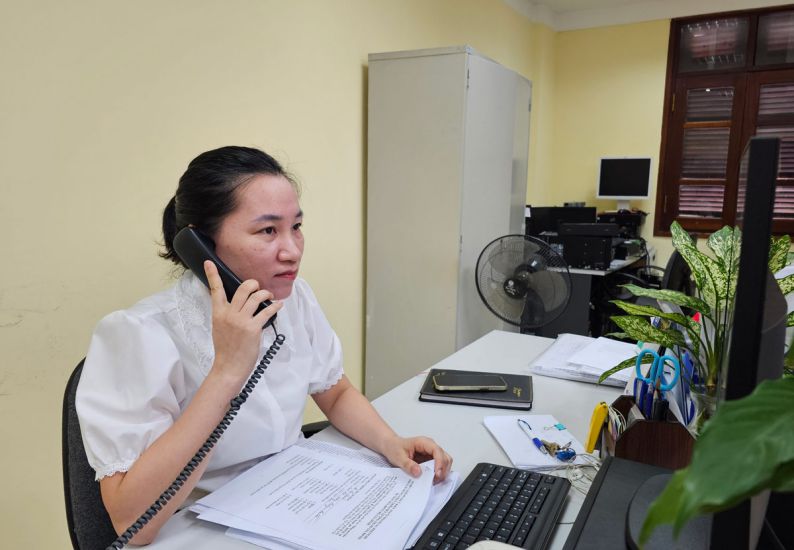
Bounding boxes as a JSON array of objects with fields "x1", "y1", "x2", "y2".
[{"x1": 505, "y1": 0, "x2": 792, "y2": 30}]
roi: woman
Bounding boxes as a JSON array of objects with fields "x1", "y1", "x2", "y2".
[{"x1": 76, "y1": 146, "x2": 452, "y2": 545}]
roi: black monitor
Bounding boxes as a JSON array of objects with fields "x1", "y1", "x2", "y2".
[
  {"x1": 710, "y1": 136, "x2": 787, "y2": 548},
  {"x1": 564, "y1": 137, "x2": 787, "y2": 549},
  {"x1": 596, "y1": 157, "x2": 652, "y2": 211},
  {"x1": 525, "y1": 206, "x2": 596, "y2": 236}
]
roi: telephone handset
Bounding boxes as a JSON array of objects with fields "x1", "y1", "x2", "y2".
[
  {"x1": 108, "y1": 227, "x2": 285, "y2": 550},
  {"x1": 173, "y1": 226, "x2": 276, "y2": 327}
]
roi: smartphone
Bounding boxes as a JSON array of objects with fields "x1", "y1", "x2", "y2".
[
  {"x1": 432, "y1": 372, "x2": 507, "y2": 392},
  {"x1": 173, "y1": 227, "x2": 276, "y2": 328}
]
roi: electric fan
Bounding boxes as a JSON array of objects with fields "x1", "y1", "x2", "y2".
[{"x1": 475, "y1": 234, "x2": 572, "y2": 332}]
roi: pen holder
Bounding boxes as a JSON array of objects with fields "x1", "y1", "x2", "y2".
[{"x1": 600, "y1": 395, "x2": 695, "y2": 470}]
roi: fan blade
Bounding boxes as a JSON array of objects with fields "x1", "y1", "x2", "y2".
[
  {"x1": 487, "y1": 287, "x2": 527, "y2": 323},
  {"x1": 528, "y1": 270, "x2": 570, "y2": 312}
]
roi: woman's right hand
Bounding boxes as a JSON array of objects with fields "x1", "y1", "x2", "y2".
[{"x1": 204, "y1": 260, "x2": 282, "y2": 383}]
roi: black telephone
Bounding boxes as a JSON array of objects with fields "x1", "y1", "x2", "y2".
[
  {"x1": 173, "y1": 227, "x2": 276, "y2": 327},
  {"x1": 107, "y1": 227, "x2": 284, "y2": 550}
]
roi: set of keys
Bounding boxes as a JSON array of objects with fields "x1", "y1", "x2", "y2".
[
  {"x1": 539, "y1": 439, "x2": 576, "y2": 462},
  {"x1": 517, "y1": 419, "x2": 577, "y2": 462}
]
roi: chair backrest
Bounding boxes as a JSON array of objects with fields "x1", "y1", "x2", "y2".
[
  {"x1": 62, "y1": 359, "x2": 118, "y2": 550},
  {"x1": 661, "y1": 249, "x2": 695, "y2": 296}
]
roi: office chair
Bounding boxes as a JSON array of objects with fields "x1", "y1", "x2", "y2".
[
  {"x1": 63, "y1": 359, "x2": 331, "y2": 549},
  {"x1": 62, "y1": 359, "x2": 118, "y2": 550},
  {"x1": 661, "y1": 249, "x2": 695, "y2": 296}
]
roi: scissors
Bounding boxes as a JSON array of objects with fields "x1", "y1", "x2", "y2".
[{"x1": 633, "y1": 349, "x2": 680, "y2": 418}]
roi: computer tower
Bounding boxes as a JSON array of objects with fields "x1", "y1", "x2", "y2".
[
  {"x1": 596, "y1": 211, "x2": 646, "y2": 239},
  {"x1": 558, "y1": 235, "x2": 614, "y2": 270}
]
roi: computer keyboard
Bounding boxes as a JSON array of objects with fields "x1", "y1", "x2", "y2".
[{"x1": 413, "y1": 463, "x2": 570, "y2": 550}]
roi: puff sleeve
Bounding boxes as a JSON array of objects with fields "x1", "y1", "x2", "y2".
[
  {"x1": 296, "y1": 280, "x2": 344, "y2": 394},
  {"x1": 76, "y1": 309, "x2": 185, "y2": 480}
]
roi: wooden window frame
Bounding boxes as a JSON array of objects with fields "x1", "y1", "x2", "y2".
[{"x1": 654, "y1": 5, "x2": 794, "y2": 237}]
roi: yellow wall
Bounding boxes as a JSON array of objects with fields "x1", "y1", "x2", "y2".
[
  {"x1": 0, "y1": 1, "x2": 687, "y2": 545},
  {"x1": 549, "y1": 20, "x2": 675, "y2": 261},
  {"x1": 0, "y1": 1, "x2": 558, "y2": 546}
]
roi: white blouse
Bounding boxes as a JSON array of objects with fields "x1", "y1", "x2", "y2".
[{"x1": 76, "y1": 272, "x2": 343, "y2": 491}]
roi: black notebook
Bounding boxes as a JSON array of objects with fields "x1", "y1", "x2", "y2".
[{"x1": 419, "y1": 368, "x2": 533, "y2": 410}]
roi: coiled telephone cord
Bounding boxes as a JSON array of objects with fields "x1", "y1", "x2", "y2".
[{"x1": 106, "y1": 330, "x2": 286, "y2": 550}]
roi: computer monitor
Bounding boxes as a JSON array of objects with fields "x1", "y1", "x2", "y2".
[
  {"x1": 710, "y1": 136, "x2": 787, "y2": 548},
  {"x1": 596, "y1": 157, "x2": 652, "y2": 211}
]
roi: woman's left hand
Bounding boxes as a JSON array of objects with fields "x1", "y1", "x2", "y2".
[{"x1": 381, "y1": 435, "x2": 453, "y2": 483}]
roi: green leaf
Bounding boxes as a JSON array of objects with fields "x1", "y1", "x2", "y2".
[
  {"x1": 597, "y1": 353, "x2": 654, "y2": 384},
  {"x1": 670, "y1": 222, "x2": 727, "y2": 311},
  {"x1": 787, "y1": 311, "x2": 794, "y2": 328},
  {"x1": 669, "y1": 221, "x2": 695, "y2": 247},
  {"x1": 611, "y1": 299, "x2": 700, "y2": 330},
  {"x1": 604, "y1": 332, "x2": 631, "y2": 340},
  {"x1": 777, "y1": 274, "x2": 794, "y2": 297},
  {"x1": 640, "y1": 377, "x2": 794, "y2": 543},
  {"x1": 768, "y1": 234, "x2": 792, "y2": 273},
  {"x1": 620, "y1": 284, "x2": 711, "y2": 316},
  {"x1": 706, "y1": 225, "x2": 741, "y2": 273},
  {"x1": 706, "y1": 226, "x2": 741, "y2": 308},
  {"x1": 611, "y1": 301, "x2": 701, "y2": 350},
  {"x1": 612, "y1": 316, "x2": 687, "y2": 349}
]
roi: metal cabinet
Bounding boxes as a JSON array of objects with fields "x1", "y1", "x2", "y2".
[{"x1": 365, "y1": 46, "x2": 531, "y2": 398}]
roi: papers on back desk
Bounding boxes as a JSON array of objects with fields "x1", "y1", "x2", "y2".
[
  {"x1": 529, "y1": 333, "x2": 634, "y2": 387},
  {"x1": 190, "y1": 440, "x2": 458, "y2": 550}
]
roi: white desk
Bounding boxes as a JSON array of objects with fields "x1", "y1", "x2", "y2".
[
  {"x1": 539, "y1": 248, "x2": 655, "y2": 339},
  {"x1": 148, "y1": 330, "x2": 622, "y2": 549},
  {"x1": 567, "y1": 248, "x2": 654, "y2": 277}
]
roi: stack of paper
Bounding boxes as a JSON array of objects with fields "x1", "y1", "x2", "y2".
[
  {"x1": 483, "y1": 414, "x2": 588, "y2": 470},
  {"x1": 529, "y1": 333, "x2": 635, "y2": 387},
  {"x1": 190, "y1": 440, "x2": 459, "y2": 550}
]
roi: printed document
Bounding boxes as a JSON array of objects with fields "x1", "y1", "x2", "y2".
[{"x1": 191, "y1": 442, "x2": 436, "y2": 550}]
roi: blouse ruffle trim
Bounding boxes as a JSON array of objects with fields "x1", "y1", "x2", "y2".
[
  {"x1": 93, "y1": 459, "x2": 136, "y2": 481},
  {"x1": 309, "y1": 365, "x2": 344, "y2": 395}
]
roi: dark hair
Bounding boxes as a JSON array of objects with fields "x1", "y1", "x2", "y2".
[{"x1": 161, "y1": 145, "x2": 298, "y2": 267}]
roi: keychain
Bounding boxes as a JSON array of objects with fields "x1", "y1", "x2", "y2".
[{"x1": 541, "y1": 439, "x2": 576, "y2": 462}]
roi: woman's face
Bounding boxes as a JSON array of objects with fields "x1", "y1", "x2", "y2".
[{"x1": 213, "y1": 173, "x2": 304, "y2": 300}]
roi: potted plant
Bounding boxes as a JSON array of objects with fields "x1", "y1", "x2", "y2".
[
  {"x1": 598, "y1": 221, "x2": 793, "y2": 430},
  {"x1": 593, "y1": 221, "x2": 794, "y2": 544}
]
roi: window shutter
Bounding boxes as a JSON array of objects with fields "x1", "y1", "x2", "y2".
[
  {"x1": 756, "y1": 11, "x2": 794, "y2": 66},
  {"x1": 657, "y1": 76, "x2": 744, "y2": 231},
  {"x1": 744, "y1": 73, "x2": 794, "y2": 230},
  {"x1": 678, "y1": 17, "x2": 749, "y2": 73},
  {"x1": 656, "y1": 8, "x2": 794, "y2": 236}
]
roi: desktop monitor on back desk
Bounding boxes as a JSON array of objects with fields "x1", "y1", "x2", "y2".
[
  {"x1": 526, "y1": 206, "x2": 596, "y2": 236},
  {"x1": 564, "y1": 137, "x2": 787, "y2": 550}
]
